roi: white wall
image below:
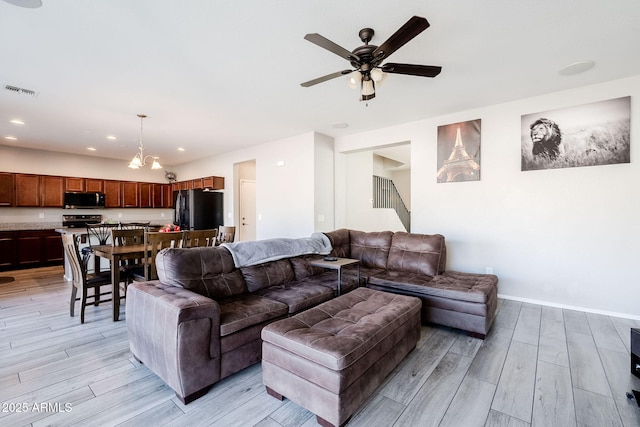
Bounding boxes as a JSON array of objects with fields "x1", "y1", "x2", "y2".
[
  {"x1": 314, "y1": 133, "x2": 335, "y2": 232},
  {"x1": 335, "y1": 75, "x2": 640, "y2": 319},
  {"x1": 174, "y1": 132, "x2": 318, "y2": 239}
]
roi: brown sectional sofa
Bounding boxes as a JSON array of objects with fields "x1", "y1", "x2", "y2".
[{"x1": 125, "y1": 228, "x2": 498, "y2": 404}]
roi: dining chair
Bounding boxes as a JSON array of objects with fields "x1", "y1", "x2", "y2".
[
  {"x1": 216, "y1": 226, "x2": 236, "y2": 245},
  {"x1": 183, "y1": 229, "x2": 218, "y2": 248},
  {"x1": 112, "y1": 228, "x2": 147, "y2": 285},
  {"x1": 144, "y1": 231, "x2": 185, "y2": 280},
  {"x1": 62, "y1": 233, "x2": 113, "y2": 324},
  {"x1": 85, "y1": 223, "x2": 119, "y2": 273}
]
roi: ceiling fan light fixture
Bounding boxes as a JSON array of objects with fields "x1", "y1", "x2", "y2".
[
  {"x1": 361, "y1": 79, "x2": 375, "y2": 100},
  {"x1": 348, "y1": 70, "x2": 362, "y2": 89},
  {"x1": 370, "y1": 68, "x2": 384, "y2": 82}
]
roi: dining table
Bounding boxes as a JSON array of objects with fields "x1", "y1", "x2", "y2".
[{"x1": 92, "y1": 243, "x2": 147, "y2": 321}]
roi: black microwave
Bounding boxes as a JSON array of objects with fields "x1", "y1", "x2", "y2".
[{"x1": 63, "y1": 192, "x2": 106, "y2": 209}]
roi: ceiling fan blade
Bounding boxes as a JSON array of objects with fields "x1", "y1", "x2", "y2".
[
  {"x1": 373, "y1": 16, "x2": 430, "y2": 61},
  {"x1": 381, "y1": 63, "x2": 442, "y2": 78},
  {"x1": 304, "y1": 33, "x2": 360, "y2": 63},
  {"x1": 300, "y1": 70, "x2": 352, "y2": 87}
]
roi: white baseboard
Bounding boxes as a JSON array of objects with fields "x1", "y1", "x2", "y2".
[{"x1": 498, "y1": 293, "x2": 640, "y2": 322}]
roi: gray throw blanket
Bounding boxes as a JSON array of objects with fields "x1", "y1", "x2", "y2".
[{"x1": 221, "y1": 232, "x2": 332, "y2": 267}]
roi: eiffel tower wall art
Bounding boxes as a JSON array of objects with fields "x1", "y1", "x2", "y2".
[{"x1": 437, "y1": 119, "x2": 481, "y2": 183}]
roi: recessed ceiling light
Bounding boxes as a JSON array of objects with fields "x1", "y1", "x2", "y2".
[
  {"x1": 331, "y1": 122, "x2": 349, "y2": 129},
  {"x1": 106, "y1": 135, "x2": 117, "y2": 140},
  {"x1": 4, "y1": 136, "x2": 17, "y2": 140},
  {"x1": 2, "y1": 0, "x2": 42, "y2": 8},
  {"x1": 10, "y1": 119, "x2": 25, "y2": 125},
  {"x1": 87, "y1": 147, "x2": 97, "y2": 151},
  {"x1": 558, "y1": 60, "x2": 595, "y2": 76},
  {"x1": 177, "y1": 147, "x2": 185, "y2": 152}
]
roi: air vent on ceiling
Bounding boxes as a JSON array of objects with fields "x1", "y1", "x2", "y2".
[{"x1": 4, "y1": 84, "x2": 38, "y2": 97}]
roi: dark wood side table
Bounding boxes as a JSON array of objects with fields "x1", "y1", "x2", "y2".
[{"x1": 310, "y1": 257, "x2": 360, "y2": 296}]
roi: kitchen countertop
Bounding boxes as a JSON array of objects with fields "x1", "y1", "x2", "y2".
[
  {"x1": 1, "y1": 223, "x2": 167, "y2": 232},
  {"x1": 0, "y1": 222, "x2": 63, "y2": 232}
]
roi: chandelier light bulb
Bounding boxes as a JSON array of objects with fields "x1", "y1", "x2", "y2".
[{"x1": 370, "y1": 68, "x2": 384, "y2": 82}]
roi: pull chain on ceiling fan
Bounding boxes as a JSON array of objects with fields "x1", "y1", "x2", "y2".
[{"x1": 301, "y1": 16, "x2": 442, "y2": 101}]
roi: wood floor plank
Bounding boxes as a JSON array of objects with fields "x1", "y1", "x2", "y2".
[
  {"x1": 347, "y1": 394, "x2": 405, "y2": 427},
  {"x1": 378, "y1": 327, "x2": 456, "y2": 405},
  {"x1": 467, "y1": 326, "x2": 514, "y2": 385},
  {"x1": 115, "y1": 400, "x2": 185, "y2": 427},
  {"x1": 586, "y1": 312, "x2": 628, "y2": 353},
  {"x1": 566, "y1": 331, "x2": 612, "y2": 397},
  {"x1": 439, "y1": 376, "x2": 496, "y2": 427},
  {"x1": 394, "y1": 352, "x2": 473, "y2": 427},
  {"x1": 491, "y1": 341, "x2": 538, "y2": 423},
  {"x1": 563, "y1": 309, "x2": 592, "y2": 335},
  {"x1": 485, "y1": 409, "x2": 531, "y2": 427},
  {"x1": 266, "y1": 398, "x2": 315, "y2": 426},
  {"x1": 493, "y1": 300, "x2": 522, "y2": 330},
  {"x1": 532, "y1": 361, "x2": 576, "y2": 427},
  {"x1": 512, "y1": 306, "x2": 541, "y2": 346},
  {"x1": 573, "y1": 388, "x2": 623, "y2": 427},
  {"x1": 538, "y1": 305, "x2": 569, "y2": 367}
]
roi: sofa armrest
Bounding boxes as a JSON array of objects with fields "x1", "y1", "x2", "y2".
[{"x1": 126, "y1": 280, "x2": 222, "y2": 401}]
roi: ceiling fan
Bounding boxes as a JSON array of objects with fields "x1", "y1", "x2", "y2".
[{"x1": 301, "y1": 16, "x2": 442, "y2": 101}]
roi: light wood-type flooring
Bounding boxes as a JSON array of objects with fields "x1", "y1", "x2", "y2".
[{"x1": 1, "y1": 266, "x2": 639, "y2": 426}]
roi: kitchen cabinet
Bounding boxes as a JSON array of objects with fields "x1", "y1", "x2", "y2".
[
  {"x1": 103, "y1": 180, "x2": 121, "y2": 208},
  {"x1": 140, "y1": 182, "x2": 152, "y2": 208},
  {"x1": 0, "y1": 231, "x2": 17, "y2": 269},
  {"x1": 85, "y1": 179, "x2": 104, "y2": 192},
  {"x1": 16, "y1": 230, "x2": 63, "y2": 268},
  {"x1": 41, "y1": 175, "x2": 64, "y2": 207},
  {"x1": 121, "y1": 181, "x2": 140, "y2": 207},
  {"x1": 0, "y1": 173, "x2": 15, "y2": 206},
  {"x1": 15, "y1": 174, "x2": 40, "y2": 206},
  {"x1": 163, "y1": 184, "x2": 173, "y2": 208},
  {"x1": 65, "y1": 177, "x2": 85, "y2": 192},
  {"x1": 152, "y1": 184, "x2": 164, "y2": 208}
]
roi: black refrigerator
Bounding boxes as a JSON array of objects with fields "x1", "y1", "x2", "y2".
[{"x1": 173, "y1": 189, "x2": 224, "y2": 230}]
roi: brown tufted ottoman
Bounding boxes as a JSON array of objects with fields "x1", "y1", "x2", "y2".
[{"x1": 261, "y1": 287, "x2": 421, "y2": 427}]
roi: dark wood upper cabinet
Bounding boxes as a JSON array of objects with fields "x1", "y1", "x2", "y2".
[
  {"x1": 0, "y1": 173, "x2": 15, "y2": 207},
  {"x1": 41, "y1": 176, "x2": 64, "y2": 207},
  {"x1": 151, "y1": 184, "x2": 164, "y2": 208},
  {"x1": 85, "y1": 179, "x2": 104, "y2": 192},
  {"x1": 139, "y1": 183, "x2": 152, "y2": 208},
  {"x1": 103, "y1": 180, "x2": 121, "y2": 208},
  {"x1": 121, "y1": 181, "x2": 139, "y2": 207},
  {"x1": 163, "y1": 184, "x2": 173, "y2": 208},
  {"x1": 65, "y1": 177, "x2": 85, "y2": 192},
  {"x1": 15, "y1": 174, "x2": 40, "y2": 207}
]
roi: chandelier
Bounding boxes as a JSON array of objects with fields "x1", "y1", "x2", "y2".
[{"x1": 128, "y1": 114, "x2": 162, "y2": 170}]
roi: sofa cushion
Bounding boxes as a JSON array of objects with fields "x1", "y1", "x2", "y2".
[
  {"x1": 289, "y1": 254, "x2": 327, "y2": 280},
  {"x1": 323, "y1": 228, "x2": 350, "y2": 258},
  {"x1": 387, "y1": 232, "x2": 446, "y2": 276},
  {"x1": 240, "y1": 259, "x2": 295, "y2": 292},
  {"x1": 368, "y1": 270, "x2": 496, "y2": 304},
  {"x1": 219, "y1": 294, "x2": 289, "y2": 336},
  {"x1": 349, "y1": 230, "x2": 393, "y2": 269},
  {"x1": 256, "y1": 280, "x2": 334, "y2": 314},
  {"x1": 155, "y1": 246, "x2": 247, "y2": 299}
]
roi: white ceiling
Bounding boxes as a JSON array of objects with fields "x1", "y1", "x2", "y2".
[{"x1": 1, "y1": 0, "x2": 639, "y2": 167}]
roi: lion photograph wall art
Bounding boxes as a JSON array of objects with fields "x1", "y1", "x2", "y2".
[{"x1": 521, "y1": 96, "x2": 630, "y2": 171}]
